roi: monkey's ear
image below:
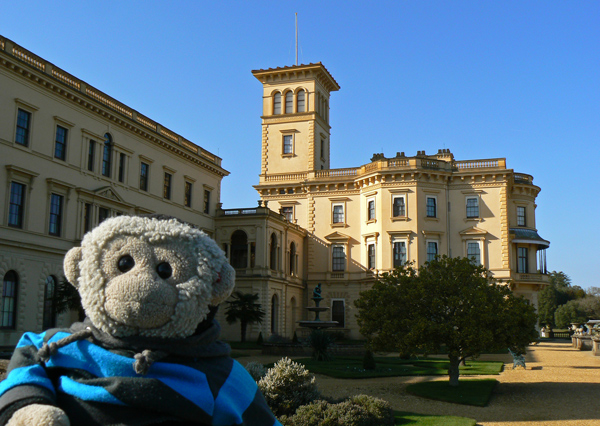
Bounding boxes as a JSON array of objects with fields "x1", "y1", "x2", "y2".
[
  {"x1": 210, "y1": 263, "x2": 235, "y2": 306},
  {"x1": 64, "y1": 247, "x2": 83, "y2": 288}
]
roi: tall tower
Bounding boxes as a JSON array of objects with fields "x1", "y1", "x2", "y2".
[{"x1": 252, "y1": 63, "x2": 340, "y2": 182}]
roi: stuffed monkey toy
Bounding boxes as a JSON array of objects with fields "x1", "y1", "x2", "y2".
[{"x1": 0, "y1": 215, "x2": 281, "y2": 426}]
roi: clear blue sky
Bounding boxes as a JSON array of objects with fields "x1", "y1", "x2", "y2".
[{"x1": 2, "y1": 1, "x2": 598, "y2": 289}]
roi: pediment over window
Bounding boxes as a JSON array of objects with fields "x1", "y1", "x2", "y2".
[
  {"x1": 459, "y1": 226, "x2": 488, "y2": 237},
  {"x1": 325, "y1": 231, "x2": 352, "y2": 242},
  {"x1": 95, "y1": 187, "x2": 125, "y2": 203}
]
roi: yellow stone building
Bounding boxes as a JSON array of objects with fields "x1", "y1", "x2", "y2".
[
  {"x1": 0, "y1": 34, "x2": 549, "y2": 344},
  {"x1": 0, "y1": 35, "x2": 228, "y2": 346},
  {"x1": 216, "y1": 63, "x2": 550, "y2": 341}
]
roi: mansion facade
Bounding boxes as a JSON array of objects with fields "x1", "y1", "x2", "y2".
[
  {"x1": 215, "y1": 63, "x2": 550, "y2": 341},
  {"x1": 0, "y1": 35, "x2": 549, "y2": 345},
  {"x1": 0, "y1": 35, "x2": 227, "y2": 346}
]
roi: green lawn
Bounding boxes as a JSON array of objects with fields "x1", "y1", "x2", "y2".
[
  {"x1": 406, "y1": 379, "x2": 498, "y2": 407},
  {"x1": 394, "y1": 411, "x2": 477, "y2": 426},
  {"x1": 294, "y1": 356, "x2": 503, "y2": 379}
]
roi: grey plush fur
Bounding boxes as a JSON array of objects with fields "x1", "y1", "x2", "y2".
[{"x1": 7, "y1": 215, "x2": 236, "y2": 426}]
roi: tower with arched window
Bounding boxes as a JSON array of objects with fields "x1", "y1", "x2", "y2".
[{"x1": 252, "y1": 63, "x2": 340, "y2": 181}]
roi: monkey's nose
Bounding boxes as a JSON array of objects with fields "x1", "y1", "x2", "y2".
[{"x1": 105, "y1": 275, "x2": 178, "y2": 329}]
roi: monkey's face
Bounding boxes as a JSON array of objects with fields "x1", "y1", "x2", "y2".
[
  {"x1": 101, "y1": 236, "x2": 197, "y2": 330},
  {"x1": 64, "y1": 216, "x2": 235, "y2": 339}
]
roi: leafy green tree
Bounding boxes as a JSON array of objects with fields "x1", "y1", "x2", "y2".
[
  {"x1": 225, "y1": 291, "x2": 265, "y2": 342},
  {"x1": 537, "y1": 286, "x2": 559, "y2": 326},
  {"x1": 554, "y1": 296, "x2": 600, "y2": 328},
  {"x1": 538, "y1": 271, "x2": 585, "y2": 327},
  {"x1": 355, "y1": 256, "x2": 538, "y2": 387},
  {"x1": 555, "y1": 300, "x2": 589, "y2": 328}
]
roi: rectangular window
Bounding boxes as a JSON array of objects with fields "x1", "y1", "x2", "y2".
[
  {"x1": 517, "y1": 247, "x2": 528, "y2": 273},
  {"x1": 393, "y1": 241, "x2": 407, "y2": 268},
  {"x1": 332, "y1": 246, "x2": 345, "y2": 271},
  {"x1": 102, "y1": 143, "x2": 112, "y2": 177},
  {"x1": 1, "y1": 274, "x2": 17, "y2": 329},
  {"x1": 273, "y1": 94, "x2": 282, "y2": 115},
  {"x1": 15, "y1": 109, "x2": 31, "y2": 147},
  {"x1": 367, "y1": 244, "x2": 376, "y2": 269},
  {"x1": 285, "y1": 92, "x2": 293, "y2": 113},
  {"x1": 163, "y1": 173, "x2": 172, "y2": 199},
  {"x1": 184, "y1": 182, "x2": 192, "y2": 207},
  {"x1": 87, "y1": 141, "x2": 95, "y2": 171},
  {"x1": 320, "y1": 139, "x2": 325, "y2": 159},
  {"x1": 332, "y1": 204, "x2": 344, "y2": 223},
  {"x1": 54, "y1": 125, "x2": 68, "y2": 161},
  {"x1": 118, "y1": 153, "x2": 126, "y2": 183},
  {"x1": 139, "y1": 162, "x2": 149, "y2": 191},
  {"x1": 427, "y1": 241, "x2": 438, "y2": 262},
  {"x1": 331, "y1": 300, "x2": 345, "y2": 328},
  {"x1": 367, "y1": 200, "x2": 375, "y2": 221},
  {"x1": 283, "y1": 135, "x2": 293, "y2": 155},
  {"x1": 466, "y1": 197, "x2": 479, "y2": 218},
  {"x1": 467, "y1": 242, "x2": 481, "y2": 265},
  {"x1": 426, "y1": 197, "x2": 437, "y2": 218},
  {"x1": 8, "y1": 182, "x2": 26, "y2": 228},
  {"x1": 204, "y1": 190, "x2": 210, "y2": 214},
  {"x1": 48, "y1": 194, "x2": 63, "y2": 236},
  {"x1": 297, "y1": 91, "x2": 305, "y2": 112},
  {"x1": 83, "y1": 203, "x2": 92, "y2": 233},
  {"x1": 98, "y1": 207, "x2": 109, "y2": 224},
  {"x1": 393, "y1": 196, "x2": 406, "y2": 217},
  {"x1": 517, "y1": 206, "x2": 526, "y2": 227},
  {"x1": 281, "y1": 206, "x2": 293, "y2": 222}
]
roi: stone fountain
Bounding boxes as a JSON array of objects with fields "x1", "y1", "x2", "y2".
[{"x1": 298, "y1": 283, "x2": 338, "y2": 330}]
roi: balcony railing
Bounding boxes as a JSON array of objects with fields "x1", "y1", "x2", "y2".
[
  {"x1": 513, "y1": 273, "x2": 550, "y2": 284},
  {"x1": 514, "y1": 174, "x2": 534, "y2": 184},
  {"x1": 263, "y1": 156, "x2": 509, "y2": 183}
]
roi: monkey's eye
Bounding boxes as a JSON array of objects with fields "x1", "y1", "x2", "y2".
[
  {"x1": 117, "y1": 255, "x2": 135, "y2": 273},
  {"x1": 156, "y1": 262, "x2": 172, "y2": 279}
]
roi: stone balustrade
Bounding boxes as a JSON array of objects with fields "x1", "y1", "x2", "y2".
[{"x1": 0, "y1": 34, "x2": 222, "y2": 167}]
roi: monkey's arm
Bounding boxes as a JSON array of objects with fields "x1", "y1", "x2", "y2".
[{"x1": 0, "y1": 332, "x2": 65, "y2": 426}]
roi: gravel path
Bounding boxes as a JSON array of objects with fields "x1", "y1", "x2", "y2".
[{"x1": 242, "y1": 341, "x2": 600, "y2": 426}]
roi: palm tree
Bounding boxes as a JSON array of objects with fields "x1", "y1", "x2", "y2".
[
  {"x1": 54, "y1": 278, "x2": 85, "y2": 321},
  {"x1": 225, "y1": 292, "x2": 265, "y2": 343}
]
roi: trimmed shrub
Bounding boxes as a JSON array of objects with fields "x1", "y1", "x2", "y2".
[
  {"x1": 346, "y1": 395, "x2": 395, "y2": 424},
  {"x1": 292, "y1": 331, "x2": 299, "y2": 344},
  {"x1": 362, "y1": 350, "x2": 376, "y2": 370},
  {"x1": 309, "y1": 329, "x2": 334, "y2": 361},
  {"x1": 245, "y1": 361, "x2": 267, "y2": 382},
  {"x1": 258, "y1": 357, "x2": 320, "y2": 417},
  {"x1": 256, "y1": 332, "x2": 263, "y2": 345},
  {"x1": 280, "y1": 395, "x2": 394, "y2": 426}
]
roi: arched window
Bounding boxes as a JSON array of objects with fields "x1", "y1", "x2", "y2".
[
  {"x1": 269, "y1": 233, "x2": 278, "y2": 270},
  {"x1": 43, "y1": 276, "x2": 57, "y2": 329},
  {"x1": 297, "y1": 90, "x2": 306, "y2": 113},
  {"x1": 230, "y1": 230, "x2": 248, "y2": 269},
  {"x1": 102, "y1": 133, "x2": 113, "y2": 177},
  {"x1": 271, "y1": 294, "x2": 279, "y2": 334},
  {"x1": 285, "y1": 91, "x2": 293, "y2": 113},
  {"x1": 289, "y1": 242, "x2": 296, "y2": 275},
  {"x1": 1, "y1": 271, "x2": 18, "y2": 329},
  {"x1": 273, "y1": 93, "x2": 282, "y2": 115}
]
